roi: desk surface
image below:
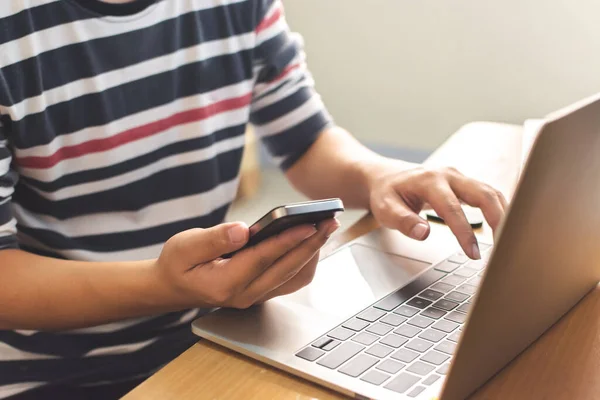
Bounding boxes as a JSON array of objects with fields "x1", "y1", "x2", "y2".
[{"x1": 124, "y1": 122, "x2": 600, "y2": 400}]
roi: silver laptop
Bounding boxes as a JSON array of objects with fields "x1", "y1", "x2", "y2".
[{"x1": 192, "y1": 93, "x2": 600, "y2": 400}]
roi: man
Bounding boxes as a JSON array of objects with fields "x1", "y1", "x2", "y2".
[{"x1": 0, "y1": 0, "x2": 506, "y2": 398}]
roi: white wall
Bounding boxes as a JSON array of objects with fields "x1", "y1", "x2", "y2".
[{"x1": 283, "y1": 0, "x2": 600, "y2": 150}]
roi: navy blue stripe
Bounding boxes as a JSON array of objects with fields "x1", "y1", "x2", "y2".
[
  {"x1": 0, "y1": 234, "x2": 18, "y2": 250},
  {"x1": 253, "y1": 74, "x2": 304, "y2": 103},
  {"x1": 21, "y1": 125, "x2": 246, "y2": 193},
  {"x1": 261, "y1": 112, "x2": 331, "y2": 170},
  {"x1": 10, "y1": 50, "x2": 253, "y2": 148},
  {"x1": 0, "y1": 170, "x2": 18, "y2": 192},
  {"x1": 73, "y1": 0, "x2": 159, "y2": 17},
  {"x1": 0, "y1": 2, "x2": 93, "y2": 45},
  {"x1": 0, "y1": 203, "x2": 13, "y2": 226},
  {"x1": 13, "y1": 148, "x2": 243, "y2": 220},
  {"x1": 17, "y1": 203, "x2": 230, "y2": 253},
  {"x1": 1, "y1": 1, "x2": 256, "y2": 107},
  {"x1": 255, "y1": 32, "x2": 299, "y2": 83},
  {"x1": 251, "y1": 86, "x2": 315, "y2": 126},
  {"x1": 0, "y1": 318, "x2": 202, "y2": 385}
]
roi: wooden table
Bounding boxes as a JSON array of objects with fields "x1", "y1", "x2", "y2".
[{"x1": 124, "y1": 122, "x2": 600, "y2": 400}]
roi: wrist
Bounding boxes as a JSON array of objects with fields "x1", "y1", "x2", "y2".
[{"x1": 135, "y1": 258, "x2": 188, "y2": 313}]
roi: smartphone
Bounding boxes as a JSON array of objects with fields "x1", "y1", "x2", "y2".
[{"x1": 223, "y1": 198, "x2": 344, "y2": 258}]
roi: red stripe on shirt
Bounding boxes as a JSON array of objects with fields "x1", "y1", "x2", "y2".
[
  {"x1": 17, "y1": 93, "x2": 252, "y2": 169},
  {"x1": 256, "y1": 4, "x2": 283, "y2": 34}
]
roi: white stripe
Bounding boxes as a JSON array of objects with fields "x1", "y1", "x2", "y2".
[
  {"x1": 0, "y1": 186, "x2": 14, "y2": 199},
  {"x1": 5, "y1": 32, "x2": 257, "y2": 120},
  {"x1": 0, "y1": 342, "x2": 59, "y2": 361},
  {"x1": 15, "y1": 79, "x2": 253, "y2": 159},
  {"x1": 0, "y1": 0, "x2": 246, "y2": 69},
  {"x1": 84, "y1": 338, "x2": 156, "y2": 357},
  {"x1": 251, "y1": 61, "x2": 310, "y2": 112},
  {"x1": 14, "y1": 178, "x2": 239, "y2": 236},
  {"x1": 255, "y1": 10, "x2": 287, "y2": 47},
  {"x1": 67, "y1": 316, "x2": 157, "y2": 334},
  {"x1": 254, "y1": 94, "x2": 326, "y2": 137},
  {"x1": 0, "y1": 218, "x2": 17, "y2": 236},
  {"x1": 0, "y1": 157, "x2": 10, "y2": 175},
  {"x1": 25, "y1": 132, "x2": 245, "y2": 200},
  {"x1": 0, "y1": 0, "x2": 58, "y2": 19},
  {"x1": 0, "y1": 382, "x2": 44, "y2": 399}
]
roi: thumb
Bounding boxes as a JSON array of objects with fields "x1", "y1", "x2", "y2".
[
  {"x1": 174, "y1": 222, "x2": 249, "y2": 266},
  {"x1": 378, "y1": 196, "x2": 431, "y2": 241}
]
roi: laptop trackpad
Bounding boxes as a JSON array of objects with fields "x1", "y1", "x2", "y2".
[{"x1": 279, "y1": 243, "x2": 431, "y2": 321}]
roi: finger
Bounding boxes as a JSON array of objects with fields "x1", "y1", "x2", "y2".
[
  {"x1": 448, "y1": 176, "x2": 506, "y2": 232},
  {"x1": 241, "y1": 219, "x2": 339, "y2": 303},
  {"x1": 424, "y1": 182, "x2": 481, "y2": 259},
  {"x1": 256, "y1": 254, "x2": 320, "y2": 303},
  {"x1": 175, "y1": 222, "x2": 250, "y2": 266},
  {"x1": 375, "y1": 193, "x2": 431, "y2": 241},
  {"x1": 219, "y1": 223, "x2": 318, "y2": 290}
]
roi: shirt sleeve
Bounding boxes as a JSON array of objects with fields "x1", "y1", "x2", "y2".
[
  {"x1": 0, "y1": 119, "x2": 18, "y2": 250},
  {"x1": 249, "y1": 0, "x2": 334, "y2": 170}
]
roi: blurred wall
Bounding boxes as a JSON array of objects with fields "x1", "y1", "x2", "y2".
[{"x1": 283, "y1": 0, "x2": 600, "y2": 151}]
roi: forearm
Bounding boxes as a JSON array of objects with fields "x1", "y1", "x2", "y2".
[
  {"x1": 286, "y1": 127, "x2": 417, "y2": 208},
  {"x1": 0, "y1": 249, "x2": 175, "y2": 331}
]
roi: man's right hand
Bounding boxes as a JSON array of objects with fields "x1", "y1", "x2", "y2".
[{"x1": 154, "y1": 219, "x2": 340, "y2": 310}]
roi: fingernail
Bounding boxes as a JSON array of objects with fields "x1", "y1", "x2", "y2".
[
  {"x1": 325, "y1": 219, "x2": 341, "y2": 237},
  {"x1": 228, "y1": 223, "x2": 248, "y2": 245},
  {"x1": 472, "y1": 243, "x2": 481, "y2": 260},
  {"x1": 410, "y1": 223, "x2": 429, "y2": 240}
]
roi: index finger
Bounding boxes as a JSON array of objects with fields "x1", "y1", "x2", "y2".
[{"x1": 423, "y1": 182, "x2": 481, "y2": 259}]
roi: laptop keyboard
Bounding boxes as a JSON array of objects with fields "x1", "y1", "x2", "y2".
[{"x1": 295, "y1": 245, "x2": 491, "y2": 397}]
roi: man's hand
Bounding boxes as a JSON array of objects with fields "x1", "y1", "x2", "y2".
[
  {"x1": 154, "y1": 219, "x2": 339, "y2": 309},
  {"x1": 368, "y1": 165, "x2": 508, "y2": 259}
]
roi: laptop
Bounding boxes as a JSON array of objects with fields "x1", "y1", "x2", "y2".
[{"x1": 192, "y1": 92, "x2": 600, "y2": 400}]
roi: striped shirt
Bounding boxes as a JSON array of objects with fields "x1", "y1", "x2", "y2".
[{"x1": 0, "y1": 0, "x2": 332, "y2": 397}]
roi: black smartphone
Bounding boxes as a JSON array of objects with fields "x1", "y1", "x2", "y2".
[{"x1": 223, "y1": 198, "x2": 344, "y2": 258}]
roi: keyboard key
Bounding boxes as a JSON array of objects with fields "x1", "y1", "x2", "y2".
[
  {"x1": 357, "y1": 308, "x2": 386, "y2": 322},
  {"x1": 367, "y1": 323, "x2": 394, "y2": 336},
  {"x1": 384, "y1": 372, "x2": 420, "y2": 394},
  {"x1": 423, "y1": 374, "x2": 441, "y2": 385},
  {"x1": 380, "y1": 314, "x2": 407, "y2": 327},
  {"x1": 407, "y1": 361, "x2": 435, "y2": 376},
  {"x1": 434, "y1": 260, "x2": 461, "y2": 273},
  {"x1": 380, "y1": 334, "x2": 409, "y2": 348},
  {"x1": 342, "y1": 318, "x2": 370, "y2": 332},
  {"x1": 445, "y1": 291, "x2": 470, "y2": 303},
  {"x1": 406, "y1": 338, "x2": 434, "y2": 353},
  {"x1": 465, "y1": 259, "x2": 486, "y2": 270},
  {"x1": 394, "y1": 324, "x2": 421, "y2": 338},
  {"x1": 311, "y1": 337, "x2": 331, "y2": 349},
  {"x1": 454, "y1": 267, "x2": 478, "y2": 278},
  {"x1": 432, "y1": 319, "x2": 459, "y2": 333},
  {"x1": 421, "y1": 307, "x2": 446, "y2": 319},
  {"x1": 421, "y1": 350, "x2": 450, "y2": 366},
  {"x1": 408, "y1": 316, "x2": 435, "y2": 329},
  {"x1": 361, "y1": 370, "x2": 390, "y2": 386},
  {"x1": 328, "y1": 327, "x2": 355, "y2": 341},
  {"x1": 394, "y1": 305, "x2": 420, "y2": 317},
  {"x1": 431, "y1": 282, "x2": 455, "y2": 293},
  {"x1": 456, "y1": 284, "x2": 477, "y2": 295},
  {"x1": 377, "y1": 359, "x2": 405, "y2": 374},
  {"x1": 352, "y1": 332, "x2": 379, "y2": 346},
  {"x1": 366, "y1": 343, "x2": 394, "y2": 358},
  {"x1": 338, "y1": 354, "x2": 379, "y2": 377},
  {"x1": 448, "y1": 331, "x2": 462, "y2": 342},
  {"x1": 457, "y1": 303, "x2": 471, "y2": 313},
  {"x1": 317, "y1": 342, "x2": 365, "y2": 369},
  {"x1": 448, "y1": 253, "x2": 470, "y2": 264},
  {"x1": 445, "y1": 311, "x2": 467, "y2": 324},
  {"x1": 432, "y1": 299, "x2": 459, "y2": 311},
  {"x1": 469, "y1": 276, "x2": 482, "y2": 286},
  {"x1": 419, "y1": 289, "x2": 445, "y2": 301},
  {"x1": 406, "y1": 297, "x2": 432, "y2": 309},
  {"x1": 437, "y1": 363, "x2": 450, "y2": 375},
  {"x1": 418, "y1": 329, "x2": 445, "y2": 343},
  {"x1": 435, "y1": 340, "x2": 457, "y2": 355},
  {"x1": 391, "y1": 348, "x2": 420, "y2": 363},
  {"x1": 441, "y1": 275, "x2": 466, "y2": 286},
  {"x1": 323, "y1": 340, "x2": 340, "y2": 351},
  {"x1": 407, "y1": 385, "x2": 426, "y2": 398},
  {"x1": 296, "y1": 347, "x2": 324, "y2": 361},
  {"x1": 374, "y1": 268, "x2": 445, "y2": 311}
]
